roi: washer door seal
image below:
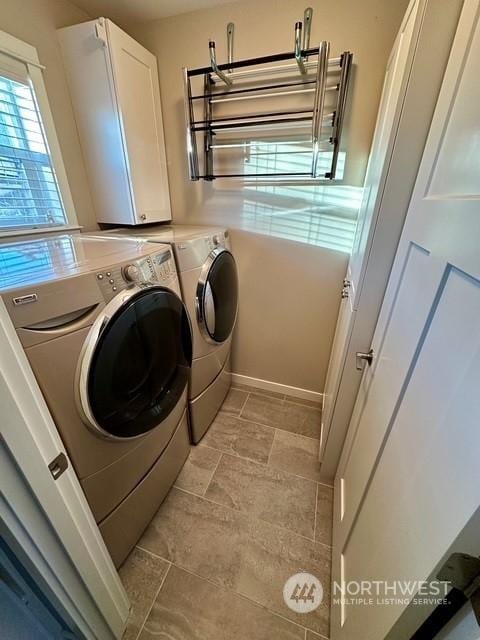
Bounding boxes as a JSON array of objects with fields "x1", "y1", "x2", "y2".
[
  {"x1": 196, "y1": 248, "x2": 238, "y2": 344},
  {"x1": 78, "y1": 285, "x2": 192, "y2": 440}
]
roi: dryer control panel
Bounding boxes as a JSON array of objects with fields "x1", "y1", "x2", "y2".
[{"x1": 95, "y1": 250, "x2": 176, "y2": 302}]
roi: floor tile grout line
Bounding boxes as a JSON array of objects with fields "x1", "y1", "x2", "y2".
[
  {"x1": 209, "y1": 449, "x2": 319, "y2": 490},
  {"x1": 249, "y1": 389, "x2": 321, "y2": 410},
  {"x1": 135, "y1": 555, "x2": 328, "y2": 638},
  {"x1": 232, "y1": 384, "x2": 322, "y2": 410},
  {"x1": 306, "y1": 631, "x2": 330, "y2": 640},
  {"x1": 238, "y1": 390, "x2": 250, "y2": 420},
  {"x1": 171, "y1": 484, "x2": 333, "y2": 550},
  {"x1": 172, "y1": 445, "x2": 223, "y2": 497},
  {"x1": 237, "y1": 389, "x2": 250, "y2": 415},
  {"x1": 135, "y1": 544, "x2": 168, "y2": 562},
  {"x1": 237, "y1": 412, "x2": 321, "y2": 442},
  {"x1": 172, "y1": 482, "x2": 202, "y2": 496},
  {"x1": 218, "y1": 409, "x2": 321, "y2": 443},
  {"x1": 303, "y1": 629, "x2": 329, "y2": 640},
  {"x1": 134, "y1": 545, "x2": 169, "y2": 562},
  {"x1": 215, "y1": 405, "x2": 332, "y2": 488},
  {"x1": 220, "y1": 409, "x2": 278, "y2": 433},
  {"x1": 266, "y1": 428, "x2": 278, "y2": 468},
  {"x1": 320, "y1": 480, "x2": 334, "y2": 489},
  {"x1": 313, "y1": 482, "x2": 319, "y2": 543},
  {"x1": 133, "y1": 560, "x2": 172, "y2": 640},
  {"x1": 179, "y1": 563, "x2": 314, "y2": 635},
  {"x1": 202, "y1": 448, "x2": 224, "y2": 496},
  {"x1": 282, "y1": 394, "x2": 323, "y2": 410},
  {"x1": 194, "y1": 434, "x2": 332, "y2": 490},
  {"x1": 234, "y1": 386, "x2": 286, "y2": 404},
  {"x1": 201, "y1": 444, "x2": 270, "y2": 468},
  {"x1": 275, "y1": 427, "x2": 327, "y2": 446},
  {"x1": 284, "y1": 397, "x2": 322, "y2": 410},
  {"x1": 179, "y1": 561, "x2": 331, "y2": 639},
  {"x1": 261, "y1": 421, "x2": 321, "y2": 443},
  {"x1": 195, "y1": 442, "x2": 224, "y2": 454}
]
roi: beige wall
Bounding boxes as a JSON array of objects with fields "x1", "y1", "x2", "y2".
[
  {"x1": 126, "y1": 0, "x2": 407, "y2": 392},
  {"x1": 230, "y1": 229, "x2": 348, "y2": 391},
  {"x1": 0, "y1": 0, "x2": 98, "y2": 231}
]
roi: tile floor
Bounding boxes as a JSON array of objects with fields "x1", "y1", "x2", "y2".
[{"x1": 119, "y1": 385, "x2": 333, "y2": 640}]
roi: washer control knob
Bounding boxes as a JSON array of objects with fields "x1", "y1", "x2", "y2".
[{"x1": 123, "y1": 264, "x2": 140, "y2": 282}]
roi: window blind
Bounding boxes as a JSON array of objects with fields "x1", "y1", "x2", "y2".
[{"x1": 0, "y1": 52, "x2": 67, "y2": 231}]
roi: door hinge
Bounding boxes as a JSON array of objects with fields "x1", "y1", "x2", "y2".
[
  {"x1": 437, "y1": 553, "x2": 480, "y2": 625},
  {"x1": 94, "y1": 19, "x2": 107, "y2": 46},
  {"x1": 48, "y1": 452, "x2": 69, "y2": 481}
]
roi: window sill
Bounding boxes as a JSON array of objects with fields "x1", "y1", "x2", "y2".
[{"x1": 0, "y1": 225, "x2": 82, "y2": 243}]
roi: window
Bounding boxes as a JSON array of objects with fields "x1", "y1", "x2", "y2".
[
  {"x1": 0, "y1": 75, "x2": 66, "y2": 230},
  {"x1": 0, "y1": 31, "x2": 77, "y2": 235}
]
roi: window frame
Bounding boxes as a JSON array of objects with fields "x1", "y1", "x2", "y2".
[{"x1": 0, "y1": 29, "x2": 78, "y2": 238}]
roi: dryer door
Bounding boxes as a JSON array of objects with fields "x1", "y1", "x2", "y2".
[
  {"x1": 196, "y1": 248, "x2": 238, "y2": 344},
  {"x1": 79, "y1": 286, "x2": 192, "y2": 439}
]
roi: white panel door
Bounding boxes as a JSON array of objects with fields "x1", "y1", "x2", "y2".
[
  {"x1": 332, "y1": 1, "x2": 480, "y2": 638},
  {"x1": 107, "y1": 20, "x2": 171, "y2": 223},
  {"x1": 319, "y1": 0, "x2": 422, "y2": 464}
]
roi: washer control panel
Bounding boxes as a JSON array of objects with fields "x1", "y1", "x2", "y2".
[{"x1": 95, "y1": 250, "x2": 176, "y2": 302}]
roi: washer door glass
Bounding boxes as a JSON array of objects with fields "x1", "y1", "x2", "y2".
[
  {"x1": 87, "y1": 288, "x2": 192, "y2": 438},
  {"x1": 198, "y1": 250, "x2": 238, "y2": 343}
]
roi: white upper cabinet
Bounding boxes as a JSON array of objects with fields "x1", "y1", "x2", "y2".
[{"x1": 58, "y1": 18, "x2": 171, "y2": 226}]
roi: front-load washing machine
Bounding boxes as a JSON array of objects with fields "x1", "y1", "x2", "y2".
[
  {"x1": 0, "y1": 233, "x2": 192, "y2": 567},
  {"x1": 99, "y1": 225, "x2": 238, "y2": 443}
]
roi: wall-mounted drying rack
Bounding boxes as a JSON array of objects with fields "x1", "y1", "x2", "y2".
[{"x1": 182, "y1": 8, "x2": 353, "y2": 182}]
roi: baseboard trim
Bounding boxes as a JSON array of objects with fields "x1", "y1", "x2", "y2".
[{"x1": 231, "y1": 373, "x2": 323, "y2": 403}]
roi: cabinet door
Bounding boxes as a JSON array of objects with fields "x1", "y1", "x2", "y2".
[{"x1": 107, "y1": 21, "x2": 171, "y2": 224}]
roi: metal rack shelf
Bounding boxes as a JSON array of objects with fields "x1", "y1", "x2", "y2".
[{"x1": 182, "y1": 11, "x2": 353, "y2": 182}]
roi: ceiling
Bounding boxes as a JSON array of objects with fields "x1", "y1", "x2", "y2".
[{"x1": 72, "y1": 0, "x2": 241, "y2": 24}]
